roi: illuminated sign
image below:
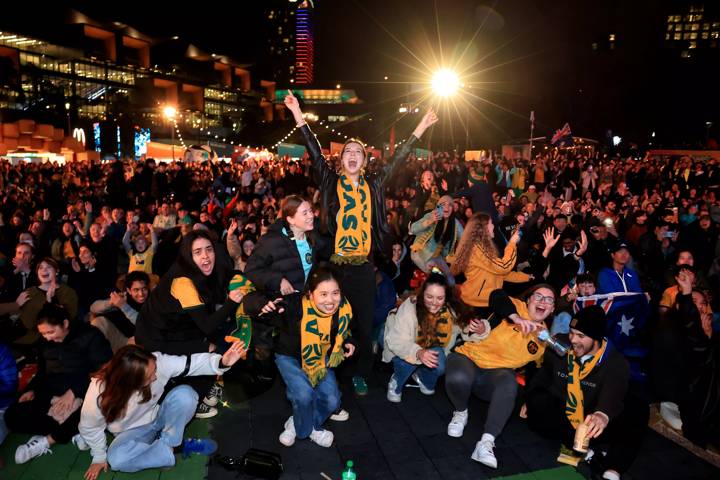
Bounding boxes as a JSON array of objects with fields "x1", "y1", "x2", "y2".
[{"x1": 72, "y1": 128, "x2": 86, "y2": 146}]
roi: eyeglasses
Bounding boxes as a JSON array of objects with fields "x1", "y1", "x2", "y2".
[{"x1": 531, "y1": 292, "x2": 555, "y2": 305}]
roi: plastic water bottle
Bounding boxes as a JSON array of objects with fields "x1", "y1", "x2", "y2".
[{"x1": 342, "y1": 460, "x2": 357, "y2": 479}]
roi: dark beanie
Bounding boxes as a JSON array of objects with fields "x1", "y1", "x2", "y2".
[{"x1": 569, "y1": 305, "x2": 606, "y2": 342}]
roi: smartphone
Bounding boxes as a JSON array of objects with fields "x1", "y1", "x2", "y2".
[
  {"x1": 663, "y1": 231, "x2": 676, "y2": 238},
  {"x1": 436, "y1": 206, "x2": 443, "y2": 216},
  {"x1": 602, "y1": 218, "x2": 614, "y2": 227}
]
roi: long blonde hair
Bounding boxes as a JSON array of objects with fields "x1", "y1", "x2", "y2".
[{"x1": 450, "y1": 212, "x2": 498, "y2": 276}]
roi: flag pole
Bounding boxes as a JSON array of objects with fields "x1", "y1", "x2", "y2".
[{"x1": 528, "y1": 110, "x2": 535, "y2": 161}]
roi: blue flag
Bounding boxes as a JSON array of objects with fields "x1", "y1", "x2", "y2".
[{"x1": 604, "y1": 294, "x2": 649, "y2": 356}]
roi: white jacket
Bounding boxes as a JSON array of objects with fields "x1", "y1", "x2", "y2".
[
  {"x1": 79, "y1": 352, "x2": 228, "y2": 464},
  {"x1": 382, "y1": 296, "x2": 490, "y2": 364}
]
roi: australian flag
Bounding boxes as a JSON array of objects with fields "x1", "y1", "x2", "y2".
[
  {"x1": 551, "y1": 123, "x2": 574, "y2": 147},
  {"x1": 576, "y1": 292, "x2": 650, "y2": 380}
]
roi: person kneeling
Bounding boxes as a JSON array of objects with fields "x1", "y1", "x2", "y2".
[
  {"x1": 248, "y1": 266, "x2": 355, "y2": 448},
  {"x1": 525, "y1": 306, "x2": 647, "y2": 480},
  {"x1": 382, "y1": 272, "x2": 483, "y2": 402},
  {"x1": 78, "y1": 342, "x2": 246, "y2": 479}
]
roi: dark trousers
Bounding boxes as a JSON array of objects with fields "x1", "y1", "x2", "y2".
[
  {"x1": 339, "y1": 262, "x2": 375, "y2": 378},
  {"x1": 5, "y1": 391, "x2": 80, "y2": 444},
  {"x1": 526, "y1": 388, "x2": 649, "y2": 474}
]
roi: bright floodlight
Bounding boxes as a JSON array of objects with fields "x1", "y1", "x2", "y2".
[
  {"x1": 432, "y1": 69, "x2": 460, "y2": 97},
  {"x1": 163, "y1": 106, "x2": 177, "y2": 119}
]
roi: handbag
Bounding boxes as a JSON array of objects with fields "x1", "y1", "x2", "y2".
[{"x1": 241, "y1": 448, "x2": 283, "y2": 479}]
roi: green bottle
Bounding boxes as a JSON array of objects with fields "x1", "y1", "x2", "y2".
[{"x1": 342, "y1": 460, "x2": 356, "y2": 480}]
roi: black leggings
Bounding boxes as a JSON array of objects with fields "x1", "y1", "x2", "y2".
[
  {"x1": 445, "y1": 352, "x2": 518, "y2": 437},
  {"x1": 339, "y1": 262, "x2": 376, "y2": 378},
  {"x1": 5, "y1": 391, "x2": 80, "y2": 444}
]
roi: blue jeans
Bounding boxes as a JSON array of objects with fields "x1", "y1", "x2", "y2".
[
  {"x1": 551, "y1": 311, "x2": 572, "y2": 336},
  {"x1": 107, "y1": 385, "x2": 198, "y2": 472},
  {"x1": 391, "y1": 347, "x2": 446, "y2": 394},
  {"x1": 275, "y1": 354, "x2": 341, "y2": 439}
]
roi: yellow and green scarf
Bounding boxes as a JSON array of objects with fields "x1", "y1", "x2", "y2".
[
  {"x1": 332, "y1": 174, "x2": 372, "y2": 265},
  {"x1": 224, "y1": 274, "x2": 256, "y2": 347},
  {"x1": 565, "y1": 340, "x2": 607, "y2": 428},
  {"x1": 301, "y1": 295, "x2": 352, "y2": 386},
  {"x1": 416, "y1": 305, "x2": 455, "y2": 349}
]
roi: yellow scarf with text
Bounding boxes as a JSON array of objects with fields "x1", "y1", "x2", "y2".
[
  {"x1": 301, "y1": 295, "x2": 352, "y2": 386},
  {"x1": 565, "y1": 340, "x2": 608, "y2": 428},
  {"x1": 332, "y1": 174, "x2": 372, "y2": 264}
]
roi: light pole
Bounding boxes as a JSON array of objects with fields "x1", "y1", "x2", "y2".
[
  {"x1": 65, "y1": 102, "x2": 71, "y2": 134},
  {"x1": 163, "y1": 106, "x2": 177, "y2": 161}
]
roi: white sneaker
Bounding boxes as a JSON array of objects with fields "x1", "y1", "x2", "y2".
[
  {"x1": 660, "y1": 402, "x2": 683, "y2": 430},
  {"x1": 471, "y1": 435, "x2": 497, "y2": 468},
  {"x1": 447, "y1": 409, "x2": 468, "y2": 437},
  {"x1": 412, "y1": 372, "x2": 435, "y2": 395},
  {"x1": 602, "y1": 470, "x2": 621, "y2": 480},
  {"x1": 195, "y1": 403, "x2": 218, "y2": 419},
  {"x1": 330, "y1": 408, "x2": 350, "y2": 422},
  {"x1": 279, "y1": 417, "x2": 296, "y2": 447},
  {"x1": 15, "y1": 435, "x2": 52, "y2": 464},
  {"x1": 72, "y1": 434, "x2": 89, "y2": 451},
  {"x1": 387, "y1": 376, "x2": 402, "y2": 403},
  {"x1": 309, "y1": 428, "x2": 334, "y2": 448}
]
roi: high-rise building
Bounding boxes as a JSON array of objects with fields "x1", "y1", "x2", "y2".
[
  {"x1": 294, "y1": 0, "x2": 314, "y2": 85},
  {"x1": 664, "y1": 4, "x2": 720, "y2": 58},
  {"x1": 263, "y1": 0, "x2": 314, "y2": 85}
]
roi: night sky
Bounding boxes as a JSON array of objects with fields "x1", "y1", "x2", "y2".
[{"x1": 4, "y1": 0, "x2": 718, "y2": 150}]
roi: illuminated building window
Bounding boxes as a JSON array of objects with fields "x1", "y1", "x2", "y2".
[
  {"x1": 689, "y1": 41, "x2": 697, "y2": 49},
  {"x1": 674, "y1": 33, "x2": 682, "y2": 40},
  {"x1": 675, "y1": 24, "x2": 683, "y2": 31},
  {"x1": 665, "y1": 33, "x2": 671, "y2": 40},
  {"x1": 674, "y1": 15, "x2": 681, "y2": 22},
  {"x1": 703, "y1": 23, "x2": 710, "y2": 30},
  {"x1": 690, "y1": 32, "x2": 697, "y2": 39},
  {"x1": 702, "y1": 32, "x2": 709, "y2": 39},
  {"x1": 667, "y1": 15, "x2": 674, "y2": 22},
  {"x1": 609, "y1": 33, "x2": 616, "y2": 41},
  {"x1": 690, "y1": 23, "x2": 699, "y2": 31},
  {"x1": 683, "y1": 32, "x2": 692, "y2": 39},
  {"x1": 712, "y1": 32, "x2": 720, "y2": 39},
  {"x1": 681, "y1": 50, "x2": 690, "y2": 58}
]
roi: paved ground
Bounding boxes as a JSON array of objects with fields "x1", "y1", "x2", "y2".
[
  {"x1": 208, "y1": 367, "x2": 720, "y2": 480},
  {"x1": 1, "y1": 366, "x2": 718, "y2": 479}
]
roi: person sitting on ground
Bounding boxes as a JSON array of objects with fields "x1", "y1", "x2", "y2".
[
  {"x1": 450, "y1": 213, "x2": 531, "y2": 318},
  {"x1": 16, "y1": 257, "x2": 78, "y2": 345},
  {"x1": 122, "y1": 222, "x2": 158, "y2": 276},
  {"x1": 78, "y1": 342, "x2": 247, "y2": 479},
  {"x1": 444, "y1": 285, "x2": 555, "y2": 469},
  {"x1": 551, "y1": 273, "x2": 597, "y2": 336},
  {"x1": 525, "y1": 306, "x2": 647, "y2": 480},
  {"x1": 90, "y1": 271, "x2": 150, "y2": 352},
  {"x1": 409, "y1": 196, "x2": 463, "y2": 284},
  {"x1": 6, "y1": 303, "x2": 111, "y2": 464},
  {"x1": 382, "y1": 272, "x2": 485, "y2": 403}
]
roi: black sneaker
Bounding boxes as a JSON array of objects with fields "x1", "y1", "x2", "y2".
[{"x1": 203, "y1": 382, "x2": 223, "y2": 407}]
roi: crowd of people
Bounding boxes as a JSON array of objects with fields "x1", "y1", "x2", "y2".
[{"x1": 0, "y1": 93, "x2": 719, "y2": 480}]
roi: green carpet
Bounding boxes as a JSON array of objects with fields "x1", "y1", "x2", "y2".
[
  {"x1": 0, "y1": 418, "x2": 211, "y2": 480},
  {"x1": 491, "y1": 466, "x2": 585, "y2": 480}
]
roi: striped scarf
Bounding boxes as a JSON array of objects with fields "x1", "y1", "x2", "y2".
[
  {"x1": 332, "y1": 174, "x2": 372, "y2": 265},
  {"x1": 416, "y1": 306, "x2": 455, "y2": 349},
  {"x1": 301, "y1": 295, "x2": 352, "y2": 386},
  {"x1": 224, "y1": 274, "x2": 255, "y2": 348},
  {"x1": 565, "y1": 340, "x2": 607, "y2": 428}
]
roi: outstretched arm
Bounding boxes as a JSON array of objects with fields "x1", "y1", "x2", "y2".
[
  {"x1": 384, "y1": 110, "x2": 439, "y2": 184},
  {"x1": 285, "y1": 91, "x2": 334, "y2": 186}
]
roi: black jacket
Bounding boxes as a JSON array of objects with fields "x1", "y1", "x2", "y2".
[
  {"x1": 27, "y1": 322, "x2": 112, "y2": 398},
  {"x1": 244, "y1": 291, "x2": 355, "y2": 360},
  {"x1": 244, "y1": 219, "x2": 327, "y2": 295},
  {"x1": 527, "y1": 338, "x2": 630, "y2": 422},
  {"x1": 299, "y1": 124, "x2": 418, "y2": 262}
]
